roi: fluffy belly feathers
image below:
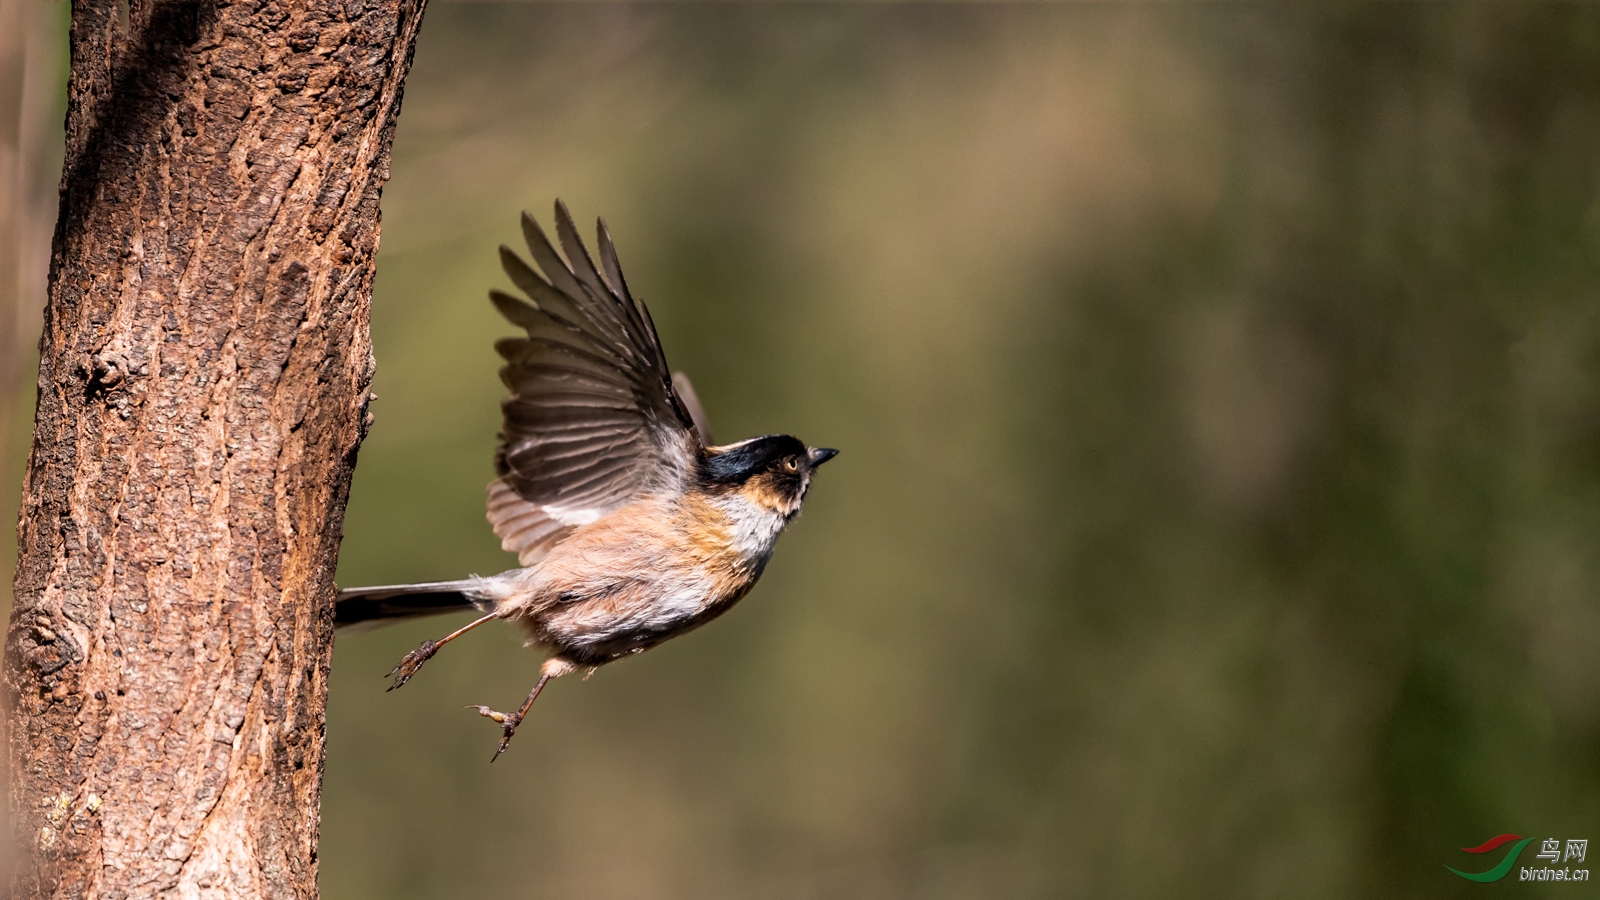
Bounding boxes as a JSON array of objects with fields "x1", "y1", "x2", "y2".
[{"x1": 499, "y1": 494, "x2": 783, "y2": 662}]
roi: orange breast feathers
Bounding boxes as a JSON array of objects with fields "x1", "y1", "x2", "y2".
[{"x1": 504, "y1": 493, "x2": 758, "y2": 624}]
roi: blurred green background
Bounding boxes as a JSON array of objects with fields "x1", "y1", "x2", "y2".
[{"x1": 6, "y1": 4, "x2": 1600, "y2": 898}]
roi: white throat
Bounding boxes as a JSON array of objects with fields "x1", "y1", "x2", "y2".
[{"x1": 712, "y1": 493, "x2": 791, "y2": 559}]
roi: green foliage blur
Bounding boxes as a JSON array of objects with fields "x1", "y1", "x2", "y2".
[{"x1": 10, "y1": 4, "x2": 1600, "y2": 898}]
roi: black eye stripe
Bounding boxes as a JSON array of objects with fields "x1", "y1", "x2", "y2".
[{"x1": 701, "y1": 434, "x2": 808, "y2": 484}]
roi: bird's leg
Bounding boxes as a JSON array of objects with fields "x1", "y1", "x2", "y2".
[
  {"x1": 468, "y1": 656, "x2": 575, "y2": 761},
  {"x1": 386, "y1": 612, "x2": 500, "y2": 691}
]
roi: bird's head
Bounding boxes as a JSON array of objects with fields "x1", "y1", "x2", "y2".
[{"x1": 699, "y1": 434, "x2": 839, "y2": 517}]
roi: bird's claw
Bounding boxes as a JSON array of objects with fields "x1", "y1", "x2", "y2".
[
  {"x1": 467, "y1": 705, "x2": 523, "y2": 762},
  {"x1": 385, "y1": 640, "x2": 439, "y2": 691}
]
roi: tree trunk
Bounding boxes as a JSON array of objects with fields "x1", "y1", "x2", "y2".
[{"x1": 4, "y1": 0, "x2": 426, "y2": 895}]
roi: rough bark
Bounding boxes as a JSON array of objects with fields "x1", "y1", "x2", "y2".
[{"x1": 4, "y1": 0, "x2": 426, "y2": 896}]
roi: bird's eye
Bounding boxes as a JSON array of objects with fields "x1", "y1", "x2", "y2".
[{"x1": 783, "y1": 458, "x2": 799, "y2": 473}]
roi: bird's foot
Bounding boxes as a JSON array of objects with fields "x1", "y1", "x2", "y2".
[
  {"x1": 466, "y1": 705, "x2": 524, "y2": 762},
  {"x1": 385, "y1": 640, "x2": 439, "y2": 691}
]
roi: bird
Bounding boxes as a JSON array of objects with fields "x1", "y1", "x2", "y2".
[{"x1": 335, "y1": 201, "x2": 837, "y2": 760}]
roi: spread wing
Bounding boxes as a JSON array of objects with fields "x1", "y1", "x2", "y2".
[
  {"x1": 672, "y1": 370, "x2": 714, "y2": 446},
  {"x1": 486, "y1": 201, "x2": 709, "y2": 565}
]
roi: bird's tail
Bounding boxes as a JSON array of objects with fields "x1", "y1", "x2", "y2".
[{"x1": 334, "y1": 580, "x2": 495, "y2": 630}]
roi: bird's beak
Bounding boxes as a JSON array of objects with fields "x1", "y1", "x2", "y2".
[{"x1": 808, "y1": 447, "x2": 839, "y2": 467}]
